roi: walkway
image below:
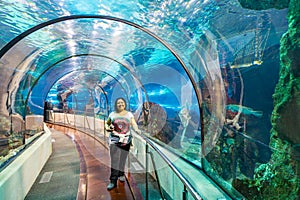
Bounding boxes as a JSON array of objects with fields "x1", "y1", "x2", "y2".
[{"x1": 26, "y1": 124, "x2": 141, "y2": 200}]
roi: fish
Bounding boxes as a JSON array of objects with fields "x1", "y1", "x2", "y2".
[
  {"x1": 230, "y1": 60, "x2": 263, "y2": 69},
  {"x1": 226, "y1": 104, "x2": 263, "y2": 118}
]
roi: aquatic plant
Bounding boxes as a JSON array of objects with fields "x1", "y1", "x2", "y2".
[
  {"x1": 232, "y1": 136, "x2": 299, "y2": 199},
  {"x1": 249, "y1": 138, "x2": 298, "y2": 199}
]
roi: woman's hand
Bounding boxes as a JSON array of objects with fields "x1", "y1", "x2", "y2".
[
  {"x1": 109, "y1": 124, "x2": 115, "y2": 130},
  {"x1": 105, "y1": 123, "x2": 114, "y2": 132},
  {"x1": 105, "y1": 118, "x2": 114, "y2": 132}
]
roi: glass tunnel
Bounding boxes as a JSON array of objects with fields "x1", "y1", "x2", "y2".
[{"x1": 0, "y1": 0, "x2": 299, "y2": 199}]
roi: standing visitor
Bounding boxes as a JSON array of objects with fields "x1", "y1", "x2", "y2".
[{"x1": 106, "y1": 97, "x2": 141, "y2": 190}]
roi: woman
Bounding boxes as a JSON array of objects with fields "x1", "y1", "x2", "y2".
[{"x1": 105, "y1": 97, "x2": 141, "y2": 190}]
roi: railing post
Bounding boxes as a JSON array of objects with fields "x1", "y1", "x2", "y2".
[
  {"x1": 146, "y1": 143, "x2": 149, "y2": 200},
  {"x1": 94, "y1": 114, "x2": 96, "y2": 135},
  {"x1": 84, "y1": 114, "x2": 86, "y2": 130},
  {"x1": 148, "y1": 151, "x2": 165, "y2": 200},
  {"x1": 74, "y1": 111, "x2": 76, "y2": 128},
  {"x1": 103, "y1": 116, "x2": 106, "y2": 142},
  {"x1": 200, "y1": 102, "x2": 205, "y2": 169},
  {"x1": 141, "y1": 135, "x2": 203, "y2": 200},
  {"x1": 183, "y1": 186, "x2": 187, "y2": 200}
]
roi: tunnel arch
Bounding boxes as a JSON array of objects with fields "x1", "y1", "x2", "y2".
[
  {"x1": 29, "y1": 69, "x2": 119, "y2": 115},
  {"x1": 0, "y1": 15, "x2": 203, "y2": 119},
  {"x1": 24, "y1": 53, "x2": 149, "y2": 116},
  {"x1": 28, "y1": 67, "x2": 136, "y2": 116},
  {"x1": 0, "y1": 14, "x2": 222, "y2": 161}
]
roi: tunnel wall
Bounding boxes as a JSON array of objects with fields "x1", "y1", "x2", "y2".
[{"x1": 0, "y1": 124, "x2": 52, "y2": 200}]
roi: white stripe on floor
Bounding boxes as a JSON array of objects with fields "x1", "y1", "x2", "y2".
[{"x1": 39, "y1": 171, "x2": 53, "y2": 183}]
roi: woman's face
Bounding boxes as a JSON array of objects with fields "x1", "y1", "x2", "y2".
[{"x1": 116, "y1": 99, "x2": 126, "y2": 112}]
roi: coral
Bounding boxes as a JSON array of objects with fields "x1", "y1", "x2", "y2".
[
  {"x1": 272, "y1": 0, "x2": 300, "y2": 143},
  {"x1": 257, "y1": 139, "x2": 298, "y2": 196},
  {"x1": 234, "y1": 137, "x2": 299, "y2": 199}
]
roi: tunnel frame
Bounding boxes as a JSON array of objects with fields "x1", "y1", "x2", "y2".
[
  {"x1": 25, "y1": 53, "x2": 149, "y2": 115},
  {"x1": 0, "y1": 14, "x2": 205, "y2": 171}
]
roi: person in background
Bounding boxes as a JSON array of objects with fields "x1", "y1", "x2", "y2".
[{"x1": 105, "y1": 97, "x2": 141, "y2": 190}]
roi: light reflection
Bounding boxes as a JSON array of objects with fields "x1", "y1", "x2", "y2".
[
  {"x1": 69, "y1": 47, "x2": 76, "y2": 54},
  {"x1": 66, "y1": 31, "x2": 75, "y2": 38},
  {"x1": 28, "y1": 2, "x2": 37, "y2": 10},
  {"x1": 147, "y1": 88, "x2": 168, "y2": 96},
  {"x1": 67, "y1": 40, "x2": 76, "y2": 47},
  {"x1": 68, "y1": 40, "x2": 76, "y2": 54},
  {"x1": 93, "y1": 21, "x2": 110, "y2": 30},
  {"x1": 186, "y1": 0, "x2": 196, "y2": 9},
  {"x1": 111, "y1": 23, "x2": 124, "y2": 36}
]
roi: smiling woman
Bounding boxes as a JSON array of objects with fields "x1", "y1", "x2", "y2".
[{"x1": 105, "y1": 97, "x2": 141, "y2": 190}]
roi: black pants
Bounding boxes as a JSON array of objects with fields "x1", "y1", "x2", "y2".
[{"x1": 109, "y1": 143, "x2": 130, "y2": 182}]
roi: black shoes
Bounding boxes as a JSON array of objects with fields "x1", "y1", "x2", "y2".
[{"x1": 107, "y1": 181, "x2": 117, "y2": 190}]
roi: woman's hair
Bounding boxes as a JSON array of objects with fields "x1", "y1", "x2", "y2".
[{"x1": 114, "y1": 97, "x2": 127, "y2": 111}]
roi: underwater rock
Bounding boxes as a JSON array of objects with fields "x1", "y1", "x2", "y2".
[
  {"x1": 272, "y1": 0, "x2": 300, "y2": 144},
  {"x1": 236, "y1": 0, "x2": 300, "y2": 198},
  {"x1": 238, "y1": 0, "x2": 289, "y2": 10}
]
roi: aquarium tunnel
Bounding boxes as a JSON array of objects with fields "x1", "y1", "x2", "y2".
[{"x1": 0, "y1": 0, "x2": 299, "y2": 199}]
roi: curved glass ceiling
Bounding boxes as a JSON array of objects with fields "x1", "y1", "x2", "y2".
[
  {"x1": 0, "y1": 0, "x2": 288, "y2": 158},
  {"x1": 5, "y1": 17, "x2": 198, "y2": 115}
]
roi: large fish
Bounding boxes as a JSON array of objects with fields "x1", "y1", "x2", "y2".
[{"x1": 226, "y1": 104, "x2": 263, "y2": 117}]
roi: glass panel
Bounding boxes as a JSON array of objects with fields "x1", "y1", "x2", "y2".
[{"x1": 199, "y1": 6, "x2": 291, "y2": 199}]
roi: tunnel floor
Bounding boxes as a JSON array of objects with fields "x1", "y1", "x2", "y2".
[{"x1": 25, "y1": 124, "x2": 141, "y2": 200}]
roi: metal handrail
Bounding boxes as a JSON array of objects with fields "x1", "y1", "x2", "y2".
[
  {"x1": 48, "y1": 112, "x2": 202, "y2": 199},
  {"x1": 141, "y1": 134, "x2": 203, "y2": 200},
  {"x1": 145, "y1": 143, "x2": 166, "y2": 200}
]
